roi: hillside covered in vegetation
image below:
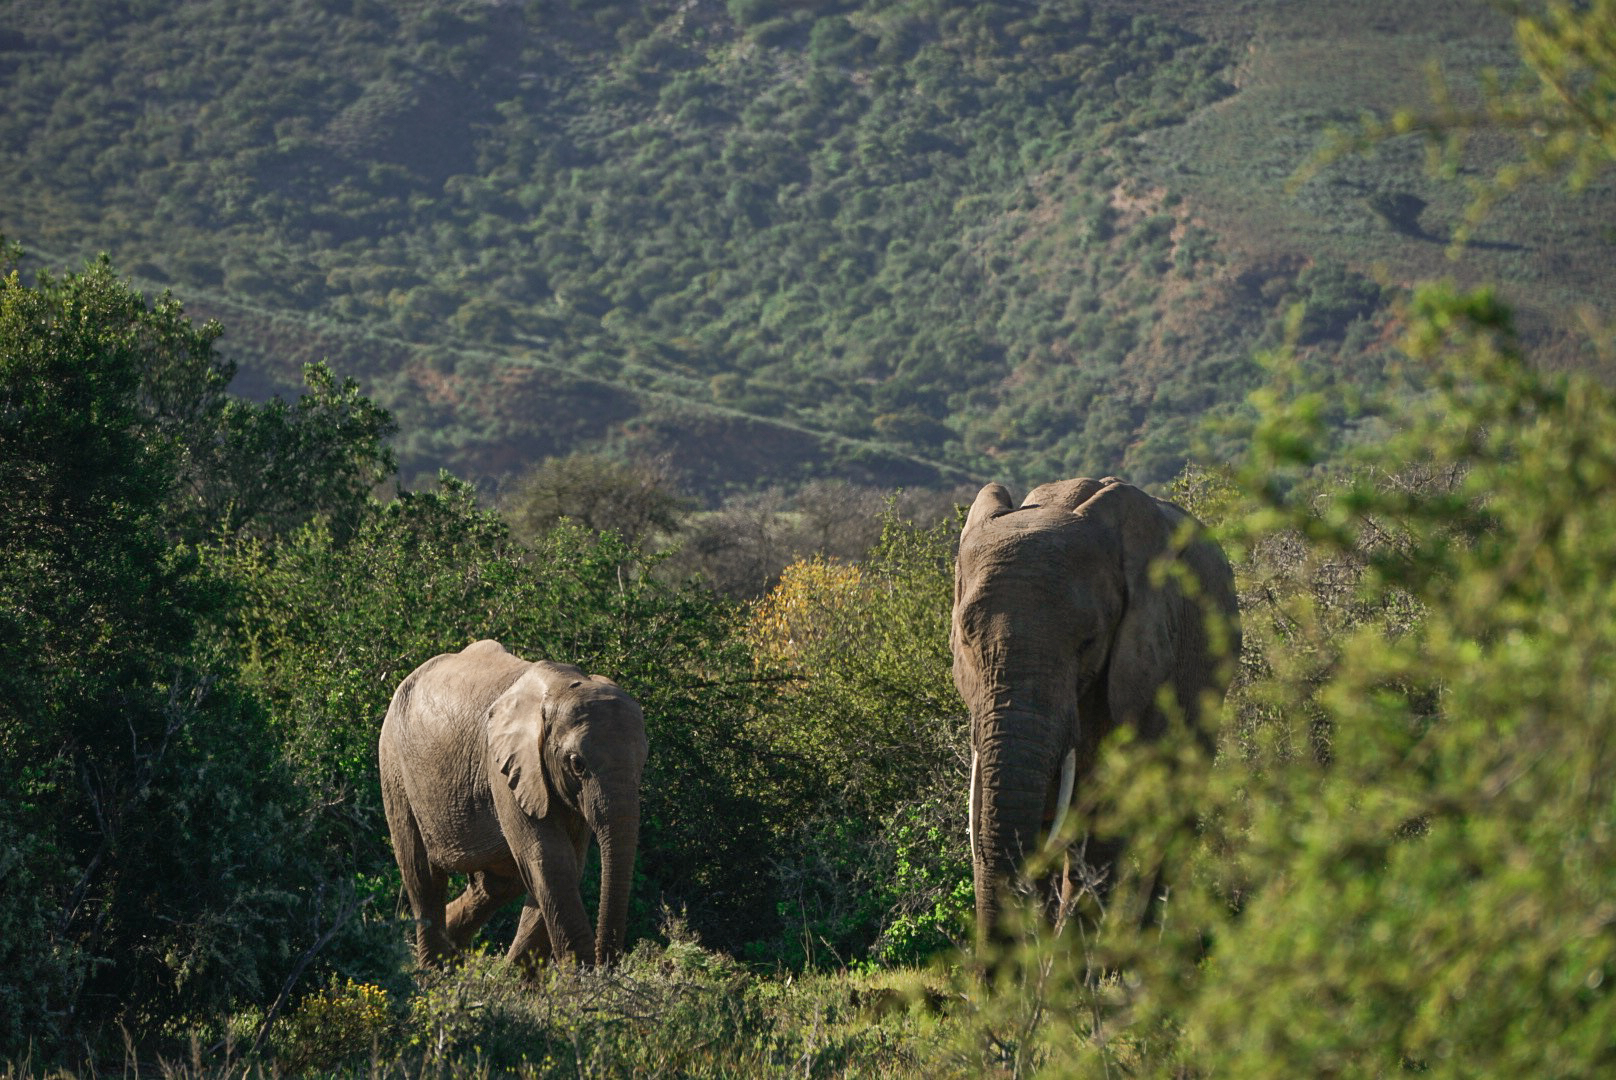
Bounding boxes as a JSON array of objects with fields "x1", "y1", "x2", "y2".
[{"x1": 8, "y1": 0, "x2": 1605, "y2": 497}]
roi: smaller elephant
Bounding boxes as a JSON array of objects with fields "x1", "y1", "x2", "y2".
[{"x1": 378, "y1": 640, "x2": 647, "y2": 968}]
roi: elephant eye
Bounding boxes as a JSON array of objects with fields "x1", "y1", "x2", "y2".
[{"x1": 565, "y1": 751, "x2": 588, "y2": 779}]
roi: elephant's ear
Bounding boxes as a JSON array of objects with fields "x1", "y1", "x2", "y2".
[
  {"x1": 962, "y1": 483, "x2": 1014, "y2": 537},
  {"x1": 958, "y1": 484, "x2": 1014, "y2": 611},
  {"x1": 486, "y1": 684, "x2": 553, "y2": 820},
  {"x1": 1099, "y1": 483, "x2": 1185, "y2": 736}
]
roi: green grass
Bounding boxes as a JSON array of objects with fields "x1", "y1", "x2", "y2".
[{"x1": 114, "y1": 938, "x2": 981, "y2": 1079}]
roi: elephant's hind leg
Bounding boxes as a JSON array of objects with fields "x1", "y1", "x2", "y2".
[
  {"x1": 381, "y1": 779, "x2": 453, "y2": 965},
  {"x1": 445, "y1": 870, "x2": 525, "y2": 951}
]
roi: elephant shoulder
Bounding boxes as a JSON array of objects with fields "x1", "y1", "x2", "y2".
[
  {"x1": 402, "y1": 640, "x2": 512, "y2": 687},
  {"x1": 386, "y1": 651, "x2": 456, "y2": 719},
  {"x1": 442, "y1": 641, "x2": 534, "y2": 691},
  {"x1": 1070, "y1": 477, "x2": 1159, "y2": 526},
  {"x1": 387, "y1": 644, "x2": 529, "y2": 733},
  {"x1": 1141, "y1": 496, "x2": 1239, "y2": 621},
  {"x1": 1150, "y1": 494, "x2": 1198, "y2": 533}
]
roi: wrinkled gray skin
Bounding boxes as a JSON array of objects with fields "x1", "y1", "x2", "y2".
[
  {"x1": 378, "y1": 640, "x2": 647, "y2": 968},
  {"x1": 952, "y1": 477, "x2": 1240, "y2": 946}
]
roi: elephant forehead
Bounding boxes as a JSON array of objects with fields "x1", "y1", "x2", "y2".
[
  {"x1": 554, "y1": 682, "x2": 641, "y2": 720},
  {"x1": 556, "y1": 694, "x2": 646, "y2": 746},
  {"x1": 956, "y1": 526, "x2": 1119, "y2": 637},
  {"x1": 524, "y1": 660, "x2": 588, "y2": 688},
  {"x1": 960, "y1": 509, "x2": 1104, "y2": 565},
  {"x1": 955, "y1": 584, "x2": 1099, "y2": 647}
]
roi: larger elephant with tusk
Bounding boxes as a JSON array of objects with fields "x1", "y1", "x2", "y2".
[
  {"x1": 378, "y1": 640, "x2": 647, "y2": 968},
  {"x1": 951, "y1": 477, "x2": 1239, "y2": 946}
]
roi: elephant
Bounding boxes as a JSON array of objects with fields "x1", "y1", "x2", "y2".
[
  {"x1": 951, "y1": 476, "x2": 1240, "y2": 946},
  {"x1": 377, "y1": 639, "x2": 647, "y2": 968}
]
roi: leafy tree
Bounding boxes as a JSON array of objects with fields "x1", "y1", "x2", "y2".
[
  {"x1": 501, "y1": 452, "x2": 687, "y2": 549},
  {"x1": 190, "y1": 362, "x2": 397, "y2": 544},
  {"x1": 0, "y1": 245, "x2": 319, "y2": 1058},
  {"x1": 745, "y1": 509, "x2": 972, "y2": 966},
  {"x1": 746, "y1": 514, "x2": 961, "y2": 816}
]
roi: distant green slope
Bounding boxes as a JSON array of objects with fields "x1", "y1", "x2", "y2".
[
  {"x1": 1128, "y1": 0, "x2": 1616, "y2": 368},
  {"x1": 2, "y1": 0, "x2": 1607, "y2": 495}
]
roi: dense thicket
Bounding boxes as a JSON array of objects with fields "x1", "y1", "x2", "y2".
[
  {"x1": 0, "y1": 246, "x2": 382, "y2": 1051},
  {"x1": 0, "y1": 0, "x2": 1383, "y2": 492}
]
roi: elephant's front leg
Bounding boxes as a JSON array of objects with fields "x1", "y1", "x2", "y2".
[
  {"x1": 539, "y1": 836, "x2": 595, "y2": 965},
  {"x1": 510, "y1": 816, "x2": 595, "y2": 966},
  {"x1": 506, "y1": 900, "x2": 553, "y2": 973}
]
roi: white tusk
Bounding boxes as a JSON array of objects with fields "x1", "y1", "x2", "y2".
[
  {"x1": 1044, "y1": 749, "x2": 1077, "y2": 853},
  {"x1": 968, "y1": 749, "x2": 979, "y2": 859}
]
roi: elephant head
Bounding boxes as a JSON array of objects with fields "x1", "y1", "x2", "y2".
[
  {"x1": 486, "y1": 662, "x2": 648, "y2": 966},
  {"x1": 951, "y1": 477, "x2": 1239, "y2": 945}
]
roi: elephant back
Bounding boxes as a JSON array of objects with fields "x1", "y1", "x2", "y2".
[{"x1": 381, "y1": 642, "x2": 532, "y2": 865}]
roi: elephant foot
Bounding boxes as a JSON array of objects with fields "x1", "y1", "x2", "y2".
[
  {"x1": 415, "y1": 920, "x2": 460, "y2": 969},
  {"x1": 506, "y1": 902, "x2": 554, "y2": 976}
]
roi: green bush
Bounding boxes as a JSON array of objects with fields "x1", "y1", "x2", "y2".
[
  {"x1": 271, "y1": 976, "x2": 393, "y2": 1074},
  {"x1": 1292, "y1": 259, "x2": 1387, "y2": 344},
  {"x1": 0, "y1": 249, "x2": 350, "y2": 1061},
  {"x1": 1178, "y1": 285, "x2": 1616, "y2": 1075}
]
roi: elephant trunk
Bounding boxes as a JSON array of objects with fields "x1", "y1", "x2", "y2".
[
  {"x1": 973, "y1": 707, "x2": 1065, "y2": 946},
  {"x1": 592, "y1": 796, "x2": 640, "y2": 967}
]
